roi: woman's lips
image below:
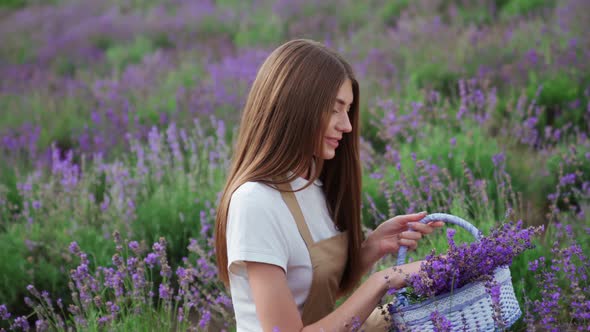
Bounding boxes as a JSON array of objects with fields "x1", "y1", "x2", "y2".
[{"x1": 325, "y1": 137, "x2": 339, "y2": 148}]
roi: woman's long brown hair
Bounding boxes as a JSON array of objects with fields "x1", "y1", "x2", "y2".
[{"x1": 214, "y1": 39, "x2": 363, "y2": 295}]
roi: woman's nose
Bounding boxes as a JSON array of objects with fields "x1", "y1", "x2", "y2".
[{"x1": 337, "y1": 113, "x2": 352, "y2": 133}]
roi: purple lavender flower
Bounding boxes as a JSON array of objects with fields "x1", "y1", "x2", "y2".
[
  {"x1": 31, "y1": 200, "x2": 42, "y2": 210},
  {"x1": 128, "y1": 241, "x2": 139, "y2": 252},
  {"x1": 13, "y1": 316, "x2": 30, "y2": 331},
  {"x1": 430, "y1": 311, "x2": 452, "y2": 332},
  {"x1": 112, "y1": 253, "x2": 124, "y2": 269},
  {"x1": 69, "y1": 242, "x2": 80, "y2": 254},
  {"x1": 177, "y1": 307, "x2": 184, "y2": 323},
  {"x1": 559, "y1": 173, "x2": 577, "y2": 187},
  {"x1": 145, "y1": 253, "x2": 159, "y2": 268},
  {"x1": 406, "y1": 222, "x2": 542, "y2": 298},
  {"x1": 0, "y1": 304, "x2": 11, "y2": 320},
  {"x1": 198, "y1": 310, "x2": 211, "y2": 328},
  {"x1": 486, "y1": 280, "x2": 504, "y2": 329},
  {"x1": 107, "y1": 301, "x2": 119, "y2": 315},
  {"x1": 492, "y1": 153, "x2": 505, "y2": 168},
  {"x1": 97, "y1": 315, "x2": 112, "y2": 326},
  {"x1": 159, "y1": 283, "x2": 171, "y2": 301},
  {"x1": 35, "y1": 319, "x2": 49, "y2": 332}
]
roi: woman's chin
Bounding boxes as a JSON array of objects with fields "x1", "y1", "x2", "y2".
[{"x1": 320, "y1": 148, "x2": 336, "y2": 160}]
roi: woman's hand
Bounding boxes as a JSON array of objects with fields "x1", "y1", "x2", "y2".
[
  {"x1": 361, "y1": 212, "x2": 444, "y2": 272},
  {"x1": 374, "y1": 260, "x2": 425, "y2": 291}
]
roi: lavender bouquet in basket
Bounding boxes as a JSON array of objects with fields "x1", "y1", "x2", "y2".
[{"x1": 385, "y1": 214, "x2": 543, "y2": 331}]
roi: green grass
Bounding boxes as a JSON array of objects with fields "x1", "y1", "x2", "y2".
[
  {"x1": 233, "y1": 11, "x2": 284, "y2": 48},
  {"x1": 0, "y1": 0, "x2": 25, "y2": 9},
  {"x1": 501, "y1": 0, "x2": 556, "y2": 19},
  {"x1": 106, "y1": 36, "x2": 157, "y2": 73}
]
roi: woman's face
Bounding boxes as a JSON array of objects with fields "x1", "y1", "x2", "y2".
[{"x1": 320, "y1": 79, "x2": 353, "y2": 160}]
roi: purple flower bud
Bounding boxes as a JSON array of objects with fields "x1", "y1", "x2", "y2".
[
  {"x1": 145, "y1": 253, "x2": 159, "y2": 267},
  {"x1": 14, "y1": 316, "x2": 30, "y2": 331},
  {"x1": 198, "y1": 310, "x2": 211, "y2": 328},
  {"x1": 177, "y1": 307, "x2": 184, "y2": 323},
  {"x1": 0, "y1": 304, "x2": 11, "y2": 320},
  {"x1": 430, "y1": 311, "x2": 452, "y2": 332},
  {"x1": 69, "y1": 242, "x2": 80, "y2": 254},
  {"x1": 32, "y1": 200, "x2": 42, "y2": 210},
  {"x1": 159, "y1": 284, "x2": 171, "y2": 300},
  {"x1": 36, "y1": 319, "x2": 49, "y2": 332},
  {"x1": 128, "y1": 241, "x2": 139, "y2": 251}
]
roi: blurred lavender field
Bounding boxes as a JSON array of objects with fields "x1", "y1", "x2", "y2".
[{"x1": 0, "y1": 0, "x2": 589, "y2": 330}]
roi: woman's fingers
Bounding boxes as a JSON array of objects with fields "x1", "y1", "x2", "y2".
[
  {"x1": 389, "y1": 212, "x2": 427, "y2": 226},
  {"x1": 398, "y1": 238, "x2": 417, "y2": 250},
  {"x1": 383, "y1": 233, "x2": 419, "y2": 252},
  {"x1": 408, "y1": 221, "x2": 444, "y2": 234},
  {"x1": 400, "y1": 230, "x2": 422, "y2": 240},
  {"x1": 381, "y1": 216, "x2": 445, "y2": 254}
]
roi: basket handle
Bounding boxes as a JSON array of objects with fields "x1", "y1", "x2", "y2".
[{"x1": 395, "y1": 213, "x2": 482, "y2": 266}]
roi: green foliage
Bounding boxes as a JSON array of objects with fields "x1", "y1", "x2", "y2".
[
  {"x1": 132, "y1": 178, "x2": 205, "y2": 265},
  {"x1": 501, "y1": 0, "x2": 555, "y2": 18},
  {"x1": 1, "y1": 95, "x2": 88, "y2": 157},
  {"x1": 91, "y1": 35, "x2": 115, "y2": 52},
  {"x1": 53, "y1": 56, "x2": 77, "y2": 77},
  {"x1": 337, "y1": 2, "x2": 372, "y2": 31},
  {"x1": 410, "y1": 63, "x2": 462, "y2": 99},
  {"x1": 526, "y1": 71, "x2": 587, "y2": 132},
  {"x1": 429, "y1": 127, "x2": 495, "y2": 177},
  {"x1": 105, "y1": 36, "x2": 156, "y2": 72},
  {"x1": 0, "y1": 225, "x2": 28, "y2": 311},
  {"x1": 361, "y1": 173, "x2": 387, "y2": 228},
  {"x1": 151, "y1": 33, "x2": 175, "y2": 50},
  {"x1": 456, "y1": 5, "x2": 496, "y2": 26},
  {"x1": 379, "y1": 0, "x2": 410, "y2": 26},
  {"x1": 234, "y1": 13, "x2": 284, "y2": 48},
  {"x1": 544, "y1": 143, "x2": 590, "y2": 212},
  {"x1": 410, "y1": 124, "x2": 506, "y2": 217},
  {"x1": 0, "y1": 220, "x2": 113, "y2": 316},
  {"x1": 0, "y1": 0, "x2": 25, "y2": 9},
  {"x1": 503, "y1": 146, "x2": 554, "y2": 220},
  {"x1": 0, "y1": 34, "x2": 34, "y2": 64},
  {"x1": 132, "y1": 60, "x2": 204, "y2": 126},
  {"x1": 513, "y1": 216, "x2": 590, "y2": 329},
  {"x1": 0, "y1": 166, "x2": 22, "y2": 222},
  {"x1": 361, "y1": 118, "x2": 518, "y2": 227},
  {"x1": 195, "y1": 15, "x2": 237, "y2": 38}
]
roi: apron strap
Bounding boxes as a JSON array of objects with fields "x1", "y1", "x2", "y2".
[{"x1": 276, "y1": 181, "x2": 314, "y2": 248}]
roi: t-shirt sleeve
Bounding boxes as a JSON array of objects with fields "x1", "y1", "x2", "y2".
[{"x1": 226, "y1": 188, "x2": 290, "y2": 277}]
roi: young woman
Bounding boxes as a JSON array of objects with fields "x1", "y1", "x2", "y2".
[{"x1": 214, "y1": 39, "x2": 444, "y2": 331}]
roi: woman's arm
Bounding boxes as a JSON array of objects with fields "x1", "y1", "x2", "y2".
[{"x1": 247, "y1": 260, "x2": 422, "y2": 332}]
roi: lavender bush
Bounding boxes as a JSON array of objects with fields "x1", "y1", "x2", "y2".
[
  {"x1": 0, "y1": 118, "x2": 230, "y2": 319},
  {"x1": 0, "y1": 232, "x2": 233, "y2": 331}
]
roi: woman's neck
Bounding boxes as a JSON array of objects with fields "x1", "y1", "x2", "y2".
[{"x1": 299, "y1": 158, "x2": 321, "y2": 180}]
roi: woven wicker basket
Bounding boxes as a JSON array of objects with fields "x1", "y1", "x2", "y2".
[{"x1": 390, "y1": 213, "x2": 522, "y2": 331}]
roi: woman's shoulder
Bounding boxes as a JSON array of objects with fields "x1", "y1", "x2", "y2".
[
  {"x1": 228, "y1": 181, "x2": 288, "y2": 227},
  {"x1": 231, "y1": 181, "x2": 281, "y2": 206}
]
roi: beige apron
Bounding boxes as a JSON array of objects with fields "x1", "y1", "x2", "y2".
[{"x1": 277, "y1": 182, "x2": 389, "y2": 331}]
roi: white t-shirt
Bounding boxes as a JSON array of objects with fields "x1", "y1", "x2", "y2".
[{"x1": 226, "y1": 175, "x2": 342, "y2": 332}]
